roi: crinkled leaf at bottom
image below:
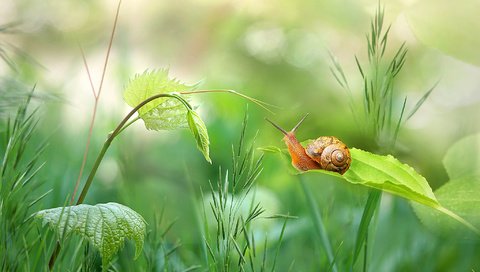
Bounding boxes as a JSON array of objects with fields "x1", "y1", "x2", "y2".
[{"x1": 35, "y1": 202, "x2": 146, "y2": 270}]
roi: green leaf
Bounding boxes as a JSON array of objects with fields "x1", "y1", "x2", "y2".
[
  {"x1": 263, "y1": 145, "x2": 439, "y2": 208},
  {"x1": 123, "y1": 69, "x2": 194, "y2": 130},
  {"x1": 443, "y1": 133, "x2": 480, "y2": 180},
  {"x1": 264, "y1": 143, "x2": 480, "y2": 234},
  {"x1": 187, "y1": 109, "x2": 211, "y2": 163},
  {"x1": 299, "y1": 177, "x2": 338, "y2": 272},
  {"x1": 406, "y1": 0, "x2": 480, "y2": 66},
  {"x1": 35, "y1": 202, "x2": 146, "y2": 270},
  {"x1": 352, "y1": 189, "x2": 381, "y2": 267},
  {"x1": 413, "y1": 176, "x2": 480, "y2": 238},
  {"x1": 308, "y1": 148, "x2": 439, "y2": 208}
]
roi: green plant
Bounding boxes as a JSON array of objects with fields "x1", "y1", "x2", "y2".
[
  {"x1": 328, "y1": 6, "x2": 435, "y2": 270},
  {"x1": 0, "y1": 91, "x2": 50, "y2": 271},
  {"x1": 202, "y1": 113, "x2": 290, "y2": 272},
  {"x1": 264, "y1": 4, "x2": 479, "y2": 272},
  {"x1": 31, "y1": 2, "x2": 274, "y2": 271},
  {"x1": 0, "y1": 22, "x2": 20, "y2": 70}
]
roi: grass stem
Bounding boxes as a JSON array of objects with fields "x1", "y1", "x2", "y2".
[{"x1": 299, "y1": 176, "x2": 338, "y2": 272}]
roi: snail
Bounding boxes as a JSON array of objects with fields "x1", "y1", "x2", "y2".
[{"x1": 266, "y1": 114, "x2": 351, "y2": 174}]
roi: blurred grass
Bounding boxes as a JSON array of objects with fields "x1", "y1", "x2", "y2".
[{"x1": 1, "y1": 0, "x2": 479, "y2": 271}]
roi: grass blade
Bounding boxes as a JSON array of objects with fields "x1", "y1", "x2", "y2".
[
  {"x1": 351, "y1": 189, "x2": 381, "y2": 268},
  {"x1": 299, "y1": 176, "x2": 338, "y2": 272},
  {"x1": 406, "y1": 81, "x2": 438, "y2": 121},
  {"x1": 270, "y1": 216, "x2": 288, "y2": 272}
]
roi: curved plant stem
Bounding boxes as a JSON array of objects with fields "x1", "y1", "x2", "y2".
[
  {"x1": 49, "y1": 93, "x2": 184, "y2": 269},
  {"x1": 115, "y1": 116, "x2": 140, "y2": 136},
  {"x1": 50, "y1": 1, "x2": 122, "y2": 269},
  {"x1": 75, "y1": 93, "x2": 187, "y2": 205},
  {"x1": 52, "y1": 88, "x2": 269, "y2": 268}
]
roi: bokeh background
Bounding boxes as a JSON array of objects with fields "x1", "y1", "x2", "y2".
[{"x1": 1, "y1": 0, "x2": 480, "y2": 270}]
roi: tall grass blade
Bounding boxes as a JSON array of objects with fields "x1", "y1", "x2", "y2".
[
  {"x1": 327, "y1": 241, "x2": 344, "y2": 272},
  {"x1": 299, "y1": 176, "x2": 338, "y2": 272},
  {"x1": 391, "y1": 97, "x2": 407, "y2": 148},
  {"x1": 270, "y1": 216, "x2": 288, "y2": 272},
  {"x1": 351, "y1": 190, "x2": 381, "y2": 268}
]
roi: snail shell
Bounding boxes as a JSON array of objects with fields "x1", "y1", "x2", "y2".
[
  {"x1": 266, "y1": 115, "x2": 351, "y2": 175},
  {"x1": 305, "y1": 136, "x2": 351, "y2": 174}
]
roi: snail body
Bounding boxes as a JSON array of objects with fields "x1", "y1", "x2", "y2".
[{"x1": 267, "y1": 115, "x2": 351, "y2": 174}]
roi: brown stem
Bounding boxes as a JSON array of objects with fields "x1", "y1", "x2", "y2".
[{"x1": 70, "y1": 0, "x2": 122, "y2": 205}]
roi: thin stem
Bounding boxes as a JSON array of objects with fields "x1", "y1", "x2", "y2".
[
  {"x1": 69, "y1": 0, "x2": 122, "y2": 205},
  {"x1": 69, "y1": 49, "x2": 99, "y2": 205},
  {"x1": 115, "y1": 116, "x2": 140, "y2": 136},
  {"x1": 363, "y1": 232, "x2": 368, "y2": 272},
  {"x1": 75, "y1": 93, "x2": 187, "y2": 205},
  {"x1": 180, "y1": 89, "x2": 277, "y2": 114},
  {"x1": 70, "y1": 98, "x2": 98, "y2": 205},
  {"x1": 97, "y1": 0, "x2": 121, "y2": 99},
  {"x1": 79, "y1": 45, "x2": 96, "y2": 98}
]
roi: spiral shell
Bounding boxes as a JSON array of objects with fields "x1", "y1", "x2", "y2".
[{"x1": 305, "y1": 136, "x2": 351, "y2": 174}]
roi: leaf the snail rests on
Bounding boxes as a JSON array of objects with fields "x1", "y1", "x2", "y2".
[{"x1": 266, "y1": 114, "x2": 351, "y2": 174}]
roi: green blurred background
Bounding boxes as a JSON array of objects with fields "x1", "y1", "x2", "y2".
[{"x1": 1, "y1": 0, "x2": 480, "y2": 270}]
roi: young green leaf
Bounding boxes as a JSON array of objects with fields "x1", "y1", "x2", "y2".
[
  {"x1": 187, "y1": 109, "x2": 211, "y2": 164},
  {"x1": 123, "y1": 69, "x2": 194, "y2": 130},
  {"x1": 35, "y1": 202, "x2": 146, "y2": 270}
]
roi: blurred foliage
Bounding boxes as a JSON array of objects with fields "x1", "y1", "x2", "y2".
[
  {"x1": 1, "y1": 0, "x2": 480, "y2": 271},
  {"x1": 414, "y1": 134, "x2": 480, "y2": 239}
]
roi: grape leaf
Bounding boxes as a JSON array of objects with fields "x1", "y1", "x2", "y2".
[
  {"x1": 35, "y1": 202, "x2": 146, "y2": 270},
  {"x1": 123, "y1": 69, "x2": 194, "y2": 130},
  {"x1": 187, "y1": 109, "x2": 211, "y2": 163}
]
